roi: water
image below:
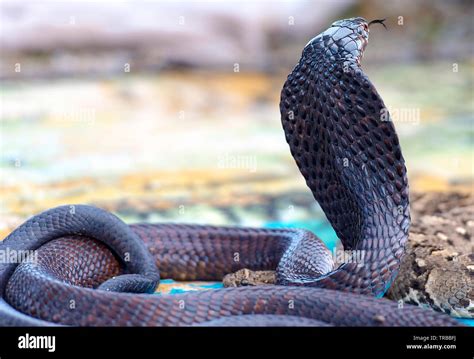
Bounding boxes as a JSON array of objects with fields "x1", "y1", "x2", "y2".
[{"x1": 457, "y1": 318, "x2": 474, "y2": 327}]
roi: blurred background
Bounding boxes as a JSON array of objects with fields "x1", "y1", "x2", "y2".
[{"x1": 0, "y1": 0, "x2": 473, "y2": 255}]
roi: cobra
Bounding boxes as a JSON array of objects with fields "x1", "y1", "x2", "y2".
[{"x1": 0, "y1": 17, "x2": 461, "y2": 326}]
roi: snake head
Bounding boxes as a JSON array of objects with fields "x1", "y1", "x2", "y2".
[{"x1": 305, "y1": 17, "x2": 378, "y2": 65}]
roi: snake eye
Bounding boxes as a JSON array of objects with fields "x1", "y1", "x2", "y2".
[{"x1": 357, "y1": 27, "x2": 364, "y2": 35}]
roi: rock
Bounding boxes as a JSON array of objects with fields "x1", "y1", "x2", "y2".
[
  {"x1": 223, "y1": 268, "x2": 276, "y2": 287},
  {"x1": 386, "y1": 192, "x2": 473, "y2": 318}
]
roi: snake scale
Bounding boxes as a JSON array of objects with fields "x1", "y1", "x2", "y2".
[{"x1": 0, "y1": 17, "x2": 462, "y2": 326}]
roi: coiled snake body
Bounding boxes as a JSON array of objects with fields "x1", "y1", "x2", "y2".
[{"x1": 0, "y1": 18, "x2": 461, "y2": 326}]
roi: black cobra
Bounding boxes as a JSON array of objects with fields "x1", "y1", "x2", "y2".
[{"x1": 0, "y1": 17, "x2": 462, "y2": 326}]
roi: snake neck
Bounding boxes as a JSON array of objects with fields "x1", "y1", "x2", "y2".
[
  {"x1": 304, "y1": 17, "x2": 370, "y2": 66},
  {"x1": 280, "y1": 19, "x2": 410, "y2": 295}
]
